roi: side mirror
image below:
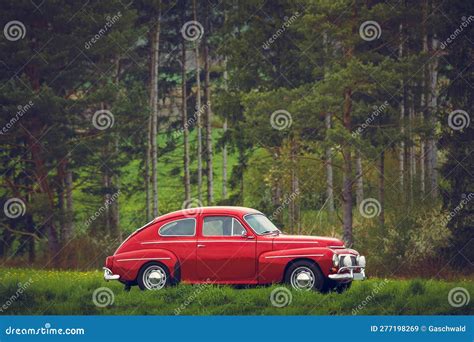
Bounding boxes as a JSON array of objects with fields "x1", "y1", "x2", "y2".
[{"x1": 241, "y1": 231, "x2": 254, "y2": 239}]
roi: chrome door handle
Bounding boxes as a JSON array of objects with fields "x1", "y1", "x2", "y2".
[{"x1": 197, "y1": 244, "x2": 206, "y2": 248}]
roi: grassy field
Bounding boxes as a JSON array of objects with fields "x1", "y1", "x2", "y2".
[{"x1": 0, "y1": 268, "x2": 473, "y2": 315}]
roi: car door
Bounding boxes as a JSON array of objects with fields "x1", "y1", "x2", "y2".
[
  {"x1": 196, "y1": 215, "x2": 256, "y2": 282},
  {"x1": 155, "y1": 217, "x2": 197, "y2": 281}
]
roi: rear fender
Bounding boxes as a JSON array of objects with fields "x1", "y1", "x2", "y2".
[{"x1": 111, "y1": 248, "x2": 178, "y2": 282}]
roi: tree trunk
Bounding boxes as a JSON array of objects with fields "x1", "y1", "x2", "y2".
[
  {"x1": 145, "y1": 46, "x2": 152, "y2": 219},
  {"x1": 110, "y1": 143, "x2": 121, "y2": 240},
  {"x1": 427, "y1": 36, "x2": 439, "y2": 199},
  {"x1": 204, "y1": 33, "x2": 213, "y2": 205},
  {"x1": 110, "y1": 58, "x2": 121, "y2": 240},
  {"x1": 271, "y1": 148, "x2": 282, "y2": 212},
  {"x1": 56, "y1": 161, "x2": 67, "y2": 266},
  {"x1": 325, "y1": 112, "x2": 335, "y2": 214},
  {"x1": 408, "y1": 87, "x2": 416, "y2": 204},
  {"x1": 289, "y1": 137, "x2": 300, "y2": 234},
  {"x1": 420, "y1": 4, "x2": 428, "y2": 196},
  {"x1": 222, "y1": 57, "x2": 229, "y2": 200},
  {"x1": 193, "y1": 0, "x2": 203, "y2": 203},
  {"x1": 378, "y1": 151, "x2": 385, "y2": 226},
  {"x1": 102, "y1": 161, "x2": 111, "y2": 234},
  {"x1": 354, "y1": 150, "x2": 364, "y2": 207},
  {"x1": 398, "y1": 22, "x2": 406, "y2": 193},
  {"x1": 150, "y1": 12, "x2": 161, "y2": 217},
  {"x1": 275, "y1": 186, "x2": 282, "y2": 219},
  {"x1": 145, "y1": 123, "x2": 151, "y2": 220},
  {"x1": 182, "y1": 13, "x2": 191, "y2": 201},
  {"x1": 57, "y1": 159, "x2": 66, "y2": 245},
  {"x1": 342, "y1": 87, "x2": 353, "y2": 247},
  {"x1": 222, "y1": 118, "x2": 228, "y2": 199},
  {"x1": 27, "y1": 215, "x2": 35, "y2": 263},
  {"x1": 64, "y1": 165, "x2": 74, "y2": 241},
  {"x1": 239, "y1": 146, "x2": 245, "y2": 204},
  {"x1": 420, "y1": 140, "x2": 426, "y2": 195}
]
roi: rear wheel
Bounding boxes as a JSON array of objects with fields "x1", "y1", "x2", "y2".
[
  {"x1": 284, "y1": 260, "x2": 328, "y2": 292},
  {"x1": 137, "y1": 262, "x2": 171, "y2": 291}
]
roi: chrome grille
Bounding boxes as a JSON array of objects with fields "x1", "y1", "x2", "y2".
[{"x1": 339, "y1": 255, "x2": 357, "y2": 266}]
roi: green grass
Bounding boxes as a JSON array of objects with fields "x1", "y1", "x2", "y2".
[{"x1": 1, "y1": 268, "x2": 473, "y2": 315}]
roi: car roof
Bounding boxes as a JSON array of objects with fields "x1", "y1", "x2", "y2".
[{"x1": 153, "y1": 206, "x2": 262, "y2": 223}]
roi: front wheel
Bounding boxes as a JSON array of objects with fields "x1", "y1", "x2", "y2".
[
  {"x1": 137, "y1": 262, "x2": 171, "y2": 291},
  {"x1": 284, "y1": 260, "x2": 328, "y2": 292}
]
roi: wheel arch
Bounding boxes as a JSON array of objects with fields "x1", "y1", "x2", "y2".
[
  {"x1": 282, "y1": 257, "x2": 322, "y2": 282},
  {"x1": 136, "y1": 259, "x2": 171, "y2": 282},
  {"x1": 113, "y1": 248, "x2": 179, "y2": 282}
]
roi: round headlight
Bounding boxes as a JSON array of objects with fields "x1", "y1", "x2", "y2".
[
  {"x1": 332, "y1": 253, "x2": 339, "y2": 267},
  {"x1": 357, "y1": 255, "x2": 366, "y2": 267}
]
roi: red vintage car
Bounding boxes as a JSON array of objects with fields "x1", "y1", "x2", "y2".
[{"x1": 103, "y1": 206, "x2": 366, "y2": 292}]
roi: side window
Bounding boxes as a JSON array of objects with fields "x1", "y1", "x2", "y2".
[
  {"x1": 232, "y1": 219, "x2": 246, "y2": 236},
  {"x1": 159, "y1": 218, "x2": 195, "y2": 236},
  {"x1": 203, "y1": 216, "x2": 247, "y2": 236}
]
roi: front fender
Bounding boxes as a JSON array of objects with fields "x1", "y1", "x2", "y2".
[
  {"x1": 258, "y1": 247, "x2": 334, "y2": 284},
  {"x1": 111, "y1": 248, "x2": 178, "y2": 282}
]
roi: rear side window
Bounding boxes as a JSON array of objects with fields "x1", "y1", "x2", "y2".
[{"x1": 159, "y1": 218, "x2": 196, "y2": 236}]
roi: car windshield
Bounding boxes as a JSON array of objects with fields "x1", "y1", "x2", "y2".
[{"x1": 244, "y1": 214, "x2": 280, "y2": 235}]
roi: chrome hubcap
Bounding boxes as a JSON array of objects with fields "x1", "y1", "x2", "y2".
[
  {"x1": 290, "y1": 266, "x2": 315, "y2": 291},
  {"x1": 143, "y1": 266, "x2": 166, "y2": 290}
]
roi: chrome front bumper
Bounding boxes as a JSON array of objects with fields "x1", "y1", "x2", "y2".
[
  {"x1": 328, "y1": 266, "x2": 366, "y2": 281},
  {"x1": 103, "y1": 267, "x2": 120, "y2": 281}
]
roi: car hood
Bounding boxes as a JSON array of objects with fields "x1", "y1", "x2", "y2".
[{"x1": 270, "y1": 234, "x2": 345, "y2": 250}]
